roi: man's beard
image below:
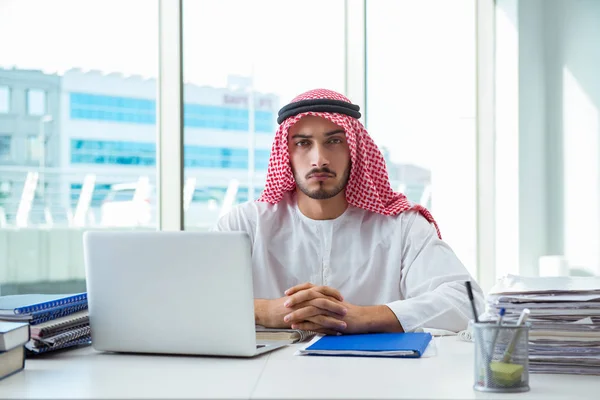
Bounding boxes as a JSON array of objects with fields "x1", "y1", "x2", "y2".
[{"x1": 295, "y1": 166, "x2": 351, "y2": 200}]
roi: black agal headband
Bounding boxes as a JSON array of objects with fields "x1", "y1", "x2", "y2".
[{"x1": 277, "y1": 98, "x2": 361, "y2": 124}]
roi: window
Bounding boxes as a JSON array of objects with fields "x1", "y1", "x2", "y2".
[
  {"x1": 182, "y1": 0, "x2": 345, "y2": 228},
  {"x1": 69, "y1": 92, "x2": 275, "y2": 132},
  {"x1": 191, "y1": 186, "x2": 263, "y2": 204},
  {"x1": 69, "y1": 139, "x2": 270, "y2": 170},
  {"x1": 27, "y1": 135, "x2": 42, "y2": 162},
  {"x1": 0, "y1": 135, "x2": 11, "y2": 161},
  {"x1": 0, "y1": 0, "x2": 158, "y2": 296},
  {"x1": 367, "y1": 0, "x2": 477, "y2": 277},
  {"x1": 0, "y1": 86, "x2": 9, "y2": 113},
  {"x1": 70, "y1": 183, "x2": 112, "y2": 208},
  {"x1": 0, "y1": 180, "x2": 11, "y2": 206},
  {"x1": 27, "y1": 89, "x2": 47, "y2": 116}
]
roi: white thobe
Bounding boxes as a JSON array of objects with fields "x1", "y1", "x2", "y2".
[{"x1": 214, "y1": 192, "x2": 485, "y2": 333}]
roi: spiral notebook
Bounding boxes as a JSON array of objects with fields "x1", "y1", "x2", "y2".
[
  {"x1": 0, "y1": 301, "x2": 88, "y2": 324},
  {"x1": 26, "y1": 335, "x2": 92, "y2": 354},
  {"x1": 255, "y1": 326, "x2": 317, "y2": 343},
  {"x1": 38, "y1": 325, "x2": 91, "y2": 347},
  {"x1": 30, "y1": 311, "x2": 89, "y2": 339},
  {"x1": 0, "y1": 293, "x2": 87, "y2": 316}
]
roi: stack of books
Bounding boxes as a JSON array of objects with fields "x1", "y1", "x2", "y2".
[
  {"x1": 0, "y1": 292, "x2": 91, "y2": 355},
  {"x1": 487, "y1": 274, "x2": 600, "y2": 375},
  {"x1": 0, "y1": 321, "x2": 29, "y2": 380}
]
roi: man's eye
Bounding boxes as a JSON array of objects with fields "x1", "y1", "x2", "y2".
[
  {"x1": 296, "y1": 141, "x2": 309, "y2": 146},
  {"x1": 329, "y1": 138, "x2": 342, "y2": 144}
]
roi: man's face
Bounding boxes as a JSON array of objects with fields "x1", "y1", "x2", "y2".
[{"x1": 287, "y1": 115, "x2": 351, "y2": 200}]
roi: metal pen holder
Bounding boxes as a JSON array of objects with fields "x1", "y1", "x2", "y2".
[{"x1": 472, "y1": 321, "x2": 530, "y2": 393}]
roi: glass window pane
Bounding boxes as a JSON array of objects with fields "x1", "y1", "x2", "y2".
[
  {"x1": 0, "y1": 135, "x2": 11, "y2": 160},
  {"x1": 182, "y1": 0, "x2": 345, "y2": 228},
  {"x1": 0, "y1": 0, "x2": 158, "y2": 297},
  {"x1": 367, "y1": 0, "x2": 477, "y2": 277},
  {"x1": 27, "y1": 135, "x2": 42, "y2": 162},
  {"x1": 0, "y1": 86, "x2": 10, "y2": 113},
  {"x1": 27, "y1": 89, "x2": 47, "y2": 116}
]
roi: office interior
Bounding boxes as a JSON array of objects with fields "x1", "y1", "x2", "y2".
[
  {"x1": 2, "y1": 0, "x2": 599, "y2": 296},
  {"x1": 1, "y1": 0, "x2": 600, "y2": 397}
]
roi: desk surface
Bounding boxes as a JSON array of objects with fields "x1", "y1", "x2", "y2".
[{"x1": 0, "y1": 337, "x2": 598, "y2": 399}]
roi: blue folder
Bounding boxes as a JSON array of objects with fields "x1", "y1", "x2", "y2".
[{"x1": 302, "y1": 332, "x2": 432, "y2": 358}]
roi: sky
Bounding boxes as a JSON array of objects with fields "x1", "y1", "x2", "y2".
[{"x1": 0, "y1": 0, "x2": 345, "y2": 103}]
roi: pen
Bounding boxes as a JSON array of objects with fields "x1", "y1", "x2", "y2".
[
  {"x1": 465, "y1": 281, "x2": 479, "y2": 322},
  {"x1": 501, "y1": 308, "x2": 530, "y2": 363},
  {"x1": 465, "y1": 281, "x2": 487, "y2": 384},
  {"x1": 488, "y1": 308, "x2": 505, "y2": 359}
]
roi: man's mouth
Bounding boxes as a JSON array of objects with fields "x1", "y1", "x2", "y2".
[{"x1": 308, "y1": 173, "x2": 334, "y2": 181}]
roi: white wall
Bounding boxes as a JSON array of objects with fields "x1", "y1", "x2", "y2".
[
  {"x1": 495, "y1": 0, "x2": 600, "y2": 277},
  {"x1": 545, "y1": 0, "x2": 600, "y2": 275},
  {"x1": 495, "y1": 0, "x2": 521, "y2": 278}
]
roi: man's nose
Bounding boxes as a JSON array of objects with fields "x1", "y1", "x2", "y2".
[{"x1": 311, "y1": 145, "x2": 329, "y2": 167}]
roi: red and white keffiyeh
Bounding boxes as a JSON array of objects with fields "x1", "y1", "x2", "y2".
[{"x1": 257, "y1": 89, "x2": 441, "y2": 239}]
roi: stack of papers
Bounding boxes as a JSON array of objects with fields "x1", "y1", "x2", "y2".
[{"x1": 488, "y1": 275, "x2": 600, "y2": 375}]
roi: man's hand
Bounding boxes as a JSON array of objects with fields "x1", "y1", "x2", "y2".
[
  {"x1": 280, "y1": 283, "x2": 349, "y2": 334},
  {"x1": 254, "y1": 283, "x2": 347, "y2": 330},
  {"x1": 284, "y1": 283, "x2": 404, "y2": 334}
]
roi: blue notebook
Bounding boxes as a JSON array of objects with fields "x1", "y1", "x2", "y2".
[
  {"x1": 0, "y1": 293, "x2": 87, "y2": 316},
  {"x1": 299, "y1": 332, "x2": 432, "y2": 358}
]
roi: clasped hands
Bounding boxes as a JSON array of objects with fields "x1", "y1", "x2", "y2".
[{"x1": 257, "y1": 283, "x2": 401, "y2": 335}]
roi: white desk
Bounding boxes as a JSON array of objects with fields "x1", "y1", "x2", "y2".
[{"x1": 0, "y1": 338, "x2": 598, "y2": 399}]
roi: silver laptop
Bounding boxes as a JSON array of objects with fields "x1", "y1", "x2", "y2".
[{"x1": 83, "y1": 230, "x2": 286, "y2": 357}]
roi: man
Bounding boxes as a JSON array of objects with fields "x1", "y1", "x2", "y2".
[{"x1": 215, "y1": 88, "x2": 484, "y2": 335}]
